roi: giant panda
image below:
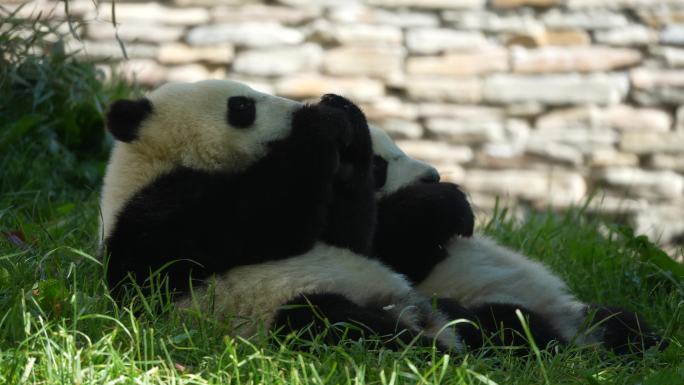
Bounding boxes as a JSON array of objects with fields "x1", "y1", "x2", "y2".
[
  {"x1": 368, "y1": 125, "x2": 665, "y2": 353},
  {"x1": 99, "y1": 79, "x2": 460, "y2": 351}
]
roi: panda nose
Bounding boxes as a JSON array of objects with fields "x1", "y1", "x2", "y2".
[{"x1": 419, "y1": 169, "x2": 440, "y2": 183}]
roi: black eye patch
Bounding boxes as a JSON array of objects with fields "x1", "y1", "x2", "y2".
[
  {"x1": 227, "y1": 96, "x2": 256, "y2": 128},
  {"x1": 373, "y1": 155, "x2": 388, "y2": 189}
]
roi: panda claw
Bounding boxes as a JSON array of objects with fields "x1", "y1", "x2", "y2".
[
  {"x1": 320, "y1": 93, "x2": 353, "y2": 110},
  {"x1": 319, "y1": 94, "x2": 368, "y2": 140}
]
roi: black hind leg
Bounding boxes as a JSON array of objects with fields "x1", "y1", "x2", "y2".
[
  {"x1": 471, "y1": 303, "x2": 564, "y2": 351},
  {"x1": 586, "y1": 305, "x2": 666, "y2": 354},
  {"x1": 272, "y1": 293, "x2": 440, "y2": 350},
  {"x1": 436, "y1": 299, "x2": 564, "y2": 353},
  {"x1": 433, "y1": 298, "x2": 483, "y2": 349}
]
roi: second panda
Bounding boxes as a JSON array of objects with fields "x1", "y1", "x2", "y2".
[{"x1": 369, "y1": 126, "x2": 665, "y2": 353}]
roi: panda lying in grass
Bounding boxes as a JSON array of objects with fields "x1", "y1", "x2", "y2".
[
  {"x1": 100, "y1": 79, "x2": 663, "y2": 354},
  {"x1": 368, "y1": 126, "x2": 664, "y2": 353}
]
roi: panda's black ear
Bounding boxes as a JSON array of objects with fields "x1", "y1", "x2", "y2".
[{"x1": 106, "y1": 98, "x2": 153, "y2": 142}]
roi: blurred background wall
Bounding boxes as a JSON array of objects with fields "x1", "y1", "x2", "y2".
[{"x1": 8, "y1": 0, "x2": 684, "y2": 251}]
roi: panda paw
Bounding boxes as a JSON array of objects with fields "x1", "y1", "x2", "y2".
[
  {"x1": 377, "y1": 182, "x2": 475, "y2": 243},
  {"x1": 319, "y1": 94, "x2": 367, "y2": 139},
  {"x1": 290, "y1": 103, "x2": 354, "y2": 176},
  {"x1": 319, "y1": 94, "x2": 373, "y2": 182},
  {"x1": 293, "y1": 103, "x2": 352, "y2": 146},
  {"x1": 587, "y1": 305, "x2": 667, "y2": 354}
]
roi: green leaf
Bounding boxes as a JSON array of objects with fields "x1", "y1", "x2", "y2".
[
  {"x1": 643, "y1": 368, "x2": 684, "y2": 385},
  {"x1": 625, "y1": 228, "x2": 684, "y2": 281},
  {"x1": 55, "y1": 203, "x2": 75, "y2": 216},
  {"x1": 0, "y1": 114, "x2": 42, "y2": 151},
  {"x1": 38, "y1": 279, "x2": 68, "y2": 302},
  {"x1": 0, "y1": 267, "x2": 10, "y2": 288}
]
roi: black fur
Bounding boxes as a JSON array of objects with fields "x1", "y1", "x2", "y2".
[
  {"x1": 273, "y1": 293, "x2": 444, "y2": 350},
  {"x1": 372, "y1": 155, "x2": 388, "y2": 189},
  {"x1": 586, "y1": 305, "x2": 666, "y2": 354},
  {"x1": 105, "y1": 97, "x2": 375, "y2": 300},
  {"x1": 227, "y1": 96, "x2": 256, "y2": 128},
  {"x1": 373, "y1": 182, "x2": 475, "y2": 283},
  {"x1": 433, "y1": 298, "x2": 482, "y2": 349},
  {"x1": 106, "y1": 98, "x2": 153, "y2": 142},
  {"x1": 436, "y1": 299, "x2": 562, "y2": 352},
  {"x1": 319, "y1": 94, "x2": 375, "y2": 255},
  {"x1": 470, "y1": 303, "x2": 563, "y2": 351}
]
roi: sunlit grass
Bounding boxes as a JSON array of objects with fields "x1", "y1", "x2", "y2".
[{"x1": 1, "y1": 176, "x2": 682, "y2": 384}]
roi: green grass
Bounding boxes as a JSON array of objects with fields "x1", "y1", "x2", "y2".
[
  {"x1": 1, "y1": 172, "x2": 682, "y2": 384},
  {"x1": 1, "y1": 5, "x2": 683, "y2": 384},
  {"x1": 1, "y1": 3, "x2": 137, "y2": 196}
]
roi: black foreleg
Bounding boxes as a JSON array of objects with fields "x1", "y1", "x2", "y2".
[
  {"x1": 233, "y1": 103, "x2": 353, "y2": 259},
  {"x1": 374, "y1": 183, "x2": 475, "y2": 283},
  {"x1": 317, "y1": 94, "x2": 376, "y2": 255}
]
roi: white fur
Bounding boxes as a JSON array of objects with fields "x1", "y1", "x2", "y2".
[
  {"x1": 100, "y1": 80, "x2": 300, "y2": 240},
  {"x1": 415, "y1": 235, "x2": 597, "y2": 344},
  {"x1": 369, "y1": 125, "x2": 438, "y2": 198},
  {"x1": 176, "y1": 242, "x2": 461, "y2": 350}
]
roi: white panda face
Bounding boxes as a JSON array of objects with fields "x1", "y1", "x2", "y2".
[
  {"x1": 369, "y1": 125, "x2": 440, "y2": 197},
  {"x1": 123, "y1": 79, "x2": 300, "y2": 172},
  {"x1": 100, "y1": 80, "x2": 300, "y2": 240}
]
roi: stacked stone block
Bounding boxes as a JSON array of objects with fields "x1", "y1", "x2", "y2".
[{"x1": 10, "y1": 0, "x2": 684, "y2": 250}]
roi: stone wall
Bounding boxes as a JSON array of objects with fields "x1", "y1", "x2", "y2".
[{"x1": 12, "y1": 0, "x2": 684, "y2": 249}]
